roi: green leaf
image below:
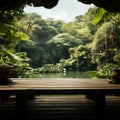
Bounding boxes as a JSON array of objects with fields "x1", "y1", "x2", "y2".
[
  {"x1": 19, "y1": 32, "x2": 29, "y2": 40},
  {"x1": 92, "y1": 8, "x2": 107, "y2": 25}
]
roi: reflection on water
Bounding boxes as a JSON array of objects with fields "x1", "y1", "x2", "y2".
[{"x1": 31, "y1": 71, "x2": 96, "y2": 78}]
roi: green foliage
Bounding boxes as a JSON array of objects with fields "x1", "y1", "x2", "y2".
[
  {"x1": 0, "y1": 46, "x2": 31, "y2": 77},
  {"x1": 61, "y1": 20, "x2": 93, "y2": 44},
  {"x1": 12, "y1": 52, "x2": 31, "y2": 78},
  {"x1": 113, "y1": 52, "x2": 120, "y2": 68},
  {"x1": 92, "y1": 8, "x2": 108, "y2": 25},
  {"x1": 18, "y1": 8, "x2": 99, "y2": 68},
  {"x1": 32, "y1": 63, "x2": 63, "y2": 74},
  {"x1": 91, "y1": 7, "x2": 120, "y2": 26},
  {"x1": 47, "y1": 33, "x2": 80, "y2": 46},
  {"x1": 0, "y1": 47, "x2": 21, "y2": 66},
  {"x1": 45, "y1": 18, "x2": 64, "y2": 33},
  {"x1": 18, "y1": 13, "x2": 60, "y2": 67},
  {"x1": 95, "y1": 63, "x2": 117, "y2": 79},
  {"x1": 61, "y1": 22, "x2": 78, "y2": 36},
  {"x1": 0, "y1": 10, "x2": 29, "y2": 42},
  {"x1": 47, "y1": 33, "x2": 81, "y2": 64},
  {"x1": 16, "y1": 7, "x2": 120, "y2": 74},
  {"x1": 59, "y1": 45, "x2": 96, "y2": 71},
  {"x1": 91, "y1": 22, "x2": 116, "y2": 53},
  {"x1": 0, "y1": 9, "x2": 31, "y2": 78},
  {"x1": 113, "y1": 53, "x2": 120, "y2": 62}
]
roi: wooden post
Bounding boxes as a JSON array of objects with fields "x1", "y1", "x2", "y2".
[
  {"x1": 94, "y1": 93, "x2": 106, "y2": 119},
  {"x1": 15, "y1": 93, "x2": 27, "y2": 119}
]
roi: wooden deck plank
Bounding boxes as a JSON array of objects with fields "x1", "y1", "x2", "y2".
[
  {"x1": 0, "y1": 78, "x2": 120, "y2": 120},
  {"x1": 0, "y1": 95, "x2": 120, "y2": 120},
  {"x1": 0, "y1": 78, "x2": 120, "y2": 92}
]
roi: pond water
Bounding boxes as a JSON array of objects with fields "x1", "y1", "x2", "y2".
[{"x1": 31, "y1": 71, "x2": 97, "y2": 78}]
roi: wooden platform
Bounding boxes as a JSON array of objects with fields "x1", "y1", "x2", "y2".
[
  {"x1": 0, "y1": 78, "x2": 120, "y2": 120},
  {"x1": 0, "y1": 95, "x2": 120, "y2": 120}
]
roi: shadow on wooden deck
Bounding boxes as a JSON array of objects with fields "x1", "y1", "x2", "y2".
[{"x1": 0, "y1": 95, "x2": 120, "y2": 120}]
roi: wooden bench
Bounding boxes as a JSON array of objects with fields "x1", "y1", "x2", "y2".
[{"x1": 0, "y1": 78, "x2": 120, "y2": 119}]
